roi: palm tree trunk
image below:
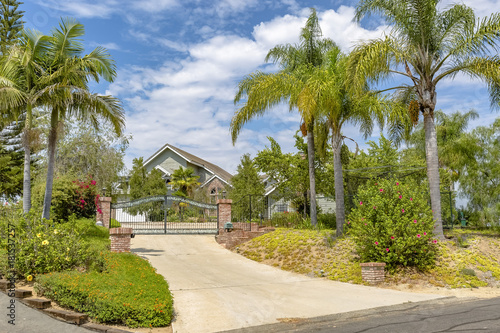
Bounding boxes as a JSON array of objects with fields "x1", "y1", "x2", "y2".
[
  {"x1": 332, "y1": 131, "x2": 345, "y2": 237},
  {"x1": 423, "y1": 111, "x2": 444, "y2": 239},
  {"x1": 42, "y1": 108, "x2": 59, "y2": 220},
  {"x1": 22, "y1": 131, "x2": 31, "y2": 213},
  {"x1": 306, "y1": 121, "x2": 317, "y2": 226},
  {"x1": 22, "y1": 105, "x2": 33, "y2": 214}
]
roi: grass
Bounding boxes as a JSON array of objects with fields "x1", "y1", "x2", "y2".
[
  {"x1": 35, "y1": 252, "x2": 173, "y2": 328},
  {"x1": 236, "y1": 228, "x2": 500, "y2": 289}
]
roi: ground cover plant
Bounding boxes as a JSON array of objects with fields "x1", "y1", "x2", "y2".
[
  {"x1": 236, "y1": 228, "x2": 500, "y2": 290},
  {"x1": 35, "y1": 252, "x2": 173, "y2": 328}
]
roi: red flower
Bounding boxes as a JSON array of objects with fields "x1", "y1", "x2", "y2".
[{"x1": 91, "y1": 180, "x2": 96, "y2": 185}]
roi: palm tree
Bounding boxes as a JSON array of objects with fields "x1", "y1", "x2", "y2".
[
  {"x1": 231, "y1": 8, "x2": 335, "y2": 226},
  {"x1": 40, "y1": 18, "x2": 124, "y2": 220},
  {"x1": 307, "y1": 47, "x2": 389, "y2": 236},
  {"x1": 0, "y1": 29, "x2": 51, "y2": 213},
  {"x1": 350, "y1": 0, "x2": 500, "y2": 239},
  {"x1": 170, "y1": 166, "x2": 200, "y2": 198}
]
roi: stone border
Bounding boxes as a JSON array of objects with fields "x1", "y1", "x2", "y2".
[{"x1": 0, "y1": 279, "x2": 134, "y2": 332}]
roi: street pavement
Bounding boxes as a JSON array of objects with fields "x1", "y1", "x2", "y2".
[
  {"x1": 222, "y1": 296, "x2": 500, "y2": 332},
  {"x1": 0, "y1": 292, "x2": 91, "y2": 333},
  {"x1": 131, "y1": 235, "x2": 445, "y2": 333}
]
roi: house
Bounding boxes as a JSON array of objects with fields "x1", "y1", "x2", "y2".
[{"x1": 143, "y1": 143, "x2": 233, "y2": 202}]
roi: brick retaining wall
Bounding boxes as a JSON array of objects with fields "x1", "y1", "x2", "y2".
[{"x1": 360, "y1": 262, "x2": 386, "y2": 284}]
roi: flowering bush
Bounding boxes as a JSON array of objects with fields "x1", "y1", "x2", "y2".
[
  {"x1": 33, "y1": 174, "x2": 101, "y2": 222},
  {"x1": 347, "y1": 178, "x2": 437, "y2": 270},
  {"x1": 0, "y1": 210, "x2": 108, "y2": 278}
]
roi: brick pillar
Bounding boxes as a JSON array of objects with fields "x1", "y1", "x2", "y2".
[
  {"x1": 217, "y1": 199, "x2": 232, "y2": 231},
  {"x1": 360, "y1": 262, "x2": 386, "y2": 284},
  {"x1": 97, "y1": 197, "x2": 112, "y2": 228},
  {"x1": 110, "y1": 228, "x2": 133, "y2": 253}
]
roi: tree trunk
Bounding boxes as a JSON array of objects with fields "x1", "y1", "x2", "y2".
[
  {"x1": 42, "y1": 108, "x2": 59, "y2": 220},
  {"x1": 332, "y1": 131, "x2": 345, "y2": 237},
  {"x1": 22, "y1": 105, "x2": 33, "y2": 214},
  {"x1": 22, "y1": 131, "x2": 31, "y2": 213},
  {"x1": 306, "y1": 122, "x2": 317, "y2": 226},
  {"x1": 423, "y1": 111, "x2": 444, "y2": 239}
]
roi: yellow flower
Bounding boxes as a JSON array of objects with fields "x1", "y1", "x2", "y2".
[
  {"x1": 42, "y1": 240, "x2": 49, "y2": 246},
  {"x1": 36, "y1": 233, "x2": 42, "y2": 238},
  {"x1": 66, "y1": 247, "x2": 70, "y2": 252},
  {"x1": 9, "y1": 230, "x2": 14, "y2": 236},
  {"x1": 53, "y1": 229, "x2": 58, "y2": 235},
  {"x1": 65, "y1": 257, "x2": 70, "y2": 261},
  {"x1": 26, "y1": 275, "x2": 33, "y2": 282}
]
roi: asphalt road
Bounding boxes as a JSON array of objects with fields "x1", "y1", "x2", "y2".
[{"x1": 222, "y1": 296, "x2": 500, "y2": 333}]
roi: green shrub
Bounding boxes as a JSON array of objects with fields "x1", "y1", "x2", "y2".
[
  {"x1": 347, "y1": 178, "x2": 437, "y2": 270},
  {"x1": 32, "y1": 174, "x2": 102, "y2": 222},
  {"x1": 110, "y1": 218, "x2": 121, "y2": 228},
  {"x1": 0, "y1": 210, "x2": 108, "y2": 278},
  {"x1": 318, "y1": 212, "x2": 336, "y2": 229},
  {"x1": 35, "y1": 252, "x2": 173, "y2": 328},
  {"x1": 270, "y1": 211, "x2": 305, "y2": 228}
]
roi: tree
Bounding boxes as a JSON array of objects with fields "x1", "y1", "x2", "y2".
[
  {"x1": 232, "y1": 8, "x2": 335, "y2": 226},
  {"x1": 308, "y1": 46, "x2": 390, "y2": 236},
  {"x1": 170, "y1": 166, "x2": 200, "y2": 198},
  {"x1": 458, "y1": 119, "x2": 500, "y2": 225},
  {"x1": 229, "y1": 154, "x2": 265, "y2": 220},
  {"x1": 407, "y1": 110, "x2": 479, "y2": 191},
  {"x1": 40, "y1": 18, "x2": 124, "y2": 220},
  {"x1": 350, "y1": 0, "x2": 500, "y2": 239},
  {"x1": 0, "y1": 0, "x2": 24, "y2": 55},
  {"x1": 54, "y1": 121, "x2": 129, "y2": 195},
  {"x1": 0, "y1": 141, "x2": 22, "y2": 199}
]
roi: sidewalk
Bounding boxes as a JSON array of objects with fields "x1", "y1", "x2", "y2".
[{"x1": 131, "y1": 235, "x2": 444, "y2": 333}]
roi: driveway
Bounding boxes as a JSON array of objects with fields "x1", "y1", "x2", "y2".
[{"x1": 131, "y1": 235, "x2": 444, "y2": 333}]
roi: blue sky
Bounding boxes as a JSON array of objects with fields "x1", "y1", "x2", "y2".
[{"x1": 22, "y1": 0, "x2": 500, "y2": 175}]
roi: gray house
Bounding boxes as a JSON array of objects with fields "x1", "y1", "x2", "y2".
[{"x1": 143, "y1": 143, "x2": 232, "y2": 202}]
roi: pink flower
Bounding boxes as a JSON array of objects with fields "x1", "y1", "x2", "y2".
[
  {"x1": 399, "y1": 195, "x2": 402, "y2": 199},
  {"x1": 373, "y1": 206, "x2": 377, "y2": 209},
  {"x1": 347, "y1": 221, "x2": 350, "y2": 224},
  {"x1": 380, "y1": 189, "x2": 384, "y2": 192},
  {"x1": 80, "y1": 199, "x2": 85, "y2": 203},
  {"x1": 401, "y1": 209, "x2": 405, "y2": 213},
  {"x1": 364, "y1": 223, "x2": 367, "y2": 226},
  {"x1": 91, "y1": 180, "x2": 96, "y2": 185},
  {"x1": 396, "y1": 182, "x2": 399, "y2": 185},
  {"x1": 410, "y1": 197, "x2": 413, "y2": 201},
  {"x1": 390, "y1": 236, "x2": 395, "y2": 240},
  {"x1": 417, "y1": 234, "x2": 421, "y2": 238},
  {"x1": 386, "y1": 248, "x2": 390, "y2": 252},
  {"x1": 85, "y1": 185, "x2": 89, "y2": 189},
  {"x1": 423, "y1": 232, "x2": 427, "y2": 236},
  {"x1": 433, "y1": 240, "x2": 438, "y2": 244},
  {"x1": 414, "y1": 219, "x2": 417, "y2": 223},
  {"x1": 374, "y1": 241, "x2": 379, "y2": 245},
  {"x1": 360, "y1": 201, "x2": 363, "y2": 205}
]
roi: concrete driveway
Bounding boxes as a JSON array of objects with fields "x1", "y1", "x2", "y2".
[{"x1": 131, "y1": 235, "x2": 444, "y2": 333}]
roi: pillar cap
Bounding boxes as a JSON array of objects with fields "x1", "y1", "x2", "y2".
[
  {"x1": 110, "y1": 227, "x2": 133, "y2": 235},
  {"x1": 99, "y1": 197, "x2": 112, "y2": 202},
  {"x1": 360, "y1": 262, "x2": 386, "y2": 267},
  {"x1": 216, "y1": 199, "x2": 232, "y2": 204}
]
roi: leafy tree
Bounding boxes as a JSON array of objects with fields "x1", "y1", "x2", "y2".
[
  {"x1": 228, "y1": 154, "x2": 265, "y2": 221},
  {"x1": 351, "y1": 0, "x2": 500, "y2": 239},
  {"x1": 0, "y1": 141, "x2": 22, "y2": 198},
  {"x1": 129, "y1": 157, "x2": 167, "y2": 199},
  {"x1": 170, "y1": 166, "x2": 200, "y2": 198},
  {"x1": 54, "y1": 121, "x2": 129, "y2": 195},
  {"x1": 231, "y1": 8, "x2": 336, "y2": 226},
  {"x1": 458, "y1": 119, "x2": 500, "y2": 225},
  {"x1": 0, "y1": 0, "x2": 24, "y2": 55}
]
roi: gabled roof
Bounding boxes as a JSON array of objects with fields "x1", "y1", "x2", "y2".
[{"x1": 144, "y1": 143, "x2": 233, "y2": 183}]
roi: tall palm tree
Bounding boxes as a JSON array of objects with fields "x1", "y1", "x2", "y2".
[
  {"x1": 0, "y1": 29, "x2": 51, "y2": 213},
  {"x1": 231, "y1": 8, "x2": 335, "y2": 226},
  {"x1": 40, "y1": 18, "x2": 124, "y2": 220},
  {"x1": 307, "y1": 47, "x2": 390, "y2": 236},
  {"x1": 349, "y1": 0, "x2": 500, "y2": 239}
]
